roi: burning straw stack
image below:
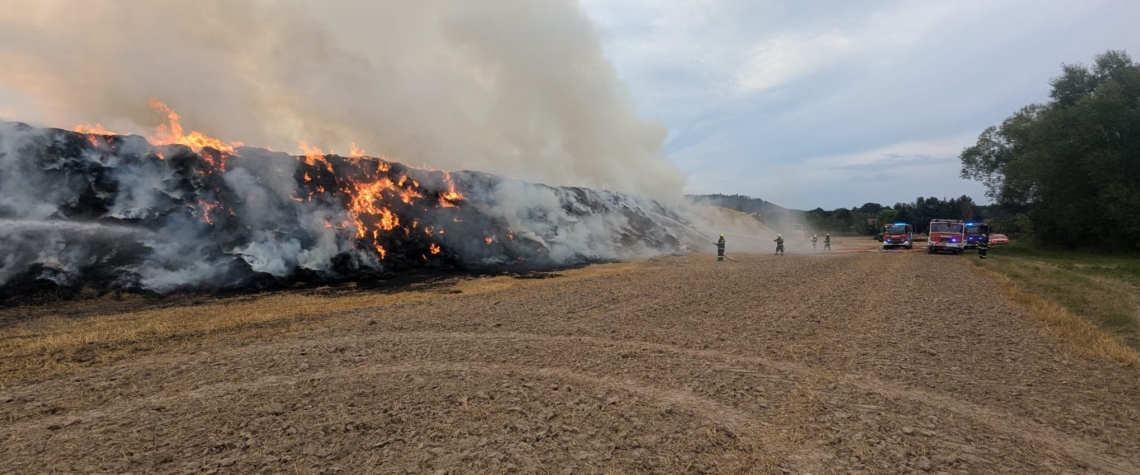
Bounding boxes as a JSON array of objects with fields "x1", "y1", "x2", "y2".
[{"x1": 0, "y1": 121, "x2": 685, "y2": 299}]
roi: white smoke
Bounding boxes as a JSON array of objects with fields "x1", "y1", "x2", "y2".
[
  {"x1": 0, "y1": 1, "x2": 784, "y2": 297},
  {"x1": 0, "y1": 0, "x2": 684, "y2": 199}
]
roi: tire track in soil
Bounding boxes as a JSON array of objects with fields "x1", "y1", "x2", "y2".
[
  {"x1": 7, "y1": 325, "x2": 1134, "y2": 473},
  {"x1": 360, "y1": 330, "x2": 1139, "y2": 475},
  {"x1": 3, "y1": 252, "x2": 1139, "y2": 474}
]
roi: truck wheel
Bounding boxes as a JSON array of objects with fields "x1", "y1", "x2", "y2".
[{"x1": 927, "y1": 248, "x2": 934, "y2": 254}]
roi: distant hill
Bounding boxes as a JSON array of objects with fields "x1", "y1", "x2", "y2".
[{"x1": 686, "y1": 194, "x2": 804, "y2": 229}]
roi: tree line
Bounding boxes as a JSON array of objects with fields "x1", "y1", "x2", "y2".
[
  {"x1": 690, "y1": 193, "x2": 996, "y2": 235},
  {"x1": 960, "y1": 50, "x2": 1140, "y2": 250},
  {"x1": 805, "y1": 196, "x2": 996, "y2": 235}
]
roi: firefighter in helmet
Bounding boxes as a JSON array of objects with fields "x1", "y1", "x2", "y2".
[
  {"x1": 977, "y1": 233, "x2": 990, "y2": 259},
  {"x1": 716, "y1": 233, "x2": 726, "y2": 261},
  {"x1": 823, "y1": 233, "x2": 831, "y2": 251},
  {"x1": 811, "y1": 233, "x2": 818, "y2": 251},
  {"x1": 774, "y1": 234, "x2": 785, "y2": 255}
]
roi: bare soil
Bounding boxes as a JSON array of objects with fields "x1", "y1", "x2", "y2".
[{"x1": 2, "y1": 249, "x2": 1139, "y2": 474}]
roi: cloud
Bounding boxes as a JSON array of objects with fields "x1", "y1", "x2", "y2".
[
  {"x1": 579, "y1": 0, "x2": 1140, "y2": 208},
  {"x1": 683, "y1": 136, "x2": 987, "y2": 208},
  {"x1": 831, "y1": 154, "x2": 954, "y2": 172},
  {"x1": 735, "y1": 32, "x2": 853, "y2": 93}
]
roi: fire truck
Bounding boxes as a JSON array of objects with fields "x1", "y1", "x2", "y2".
[
  {"x1": 881, "y1": 222, "x2": 914, "y2": 250},
  {"x1": 927, "y1": 219, "x2": 965, "y2": 254},
  {"x1": 964, "y1": 222, "x2": 990, "y2": 249}
]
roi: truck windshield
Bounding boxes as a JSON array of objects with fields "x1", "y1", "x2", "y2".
[
  {"x1": 931, "y1": 223, "x2": 963, "y2": 233},
  {"x1": 965, "y1": 226, "x2": 984, "y2": 234},
  {"x1": 885, "y1": 225, "x2": 907, "y2": 234}
]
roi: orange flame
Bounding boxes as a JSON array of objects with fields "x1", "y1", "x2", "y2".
[
  {"x1": 349, "y1": 143, "x2": 366, "y2": 158},
  {"x1": 73, "y1": 102, "x2": 505, "y2": 264},
  {"x1": 299, "y1": 141, "x2": 335, "y2": 174},
  {"x1": 147, "y1": 100, "x2": 243, "y2": 154},
  {"x1": 74, "y1": 124, "x2": 114, "y2": 135},
  {"x1": 438, "y1": 171, "x2": 465, "y2": 208},
  {"x1": 198, "y1": 200, "x2": 220, "y2": 225}
]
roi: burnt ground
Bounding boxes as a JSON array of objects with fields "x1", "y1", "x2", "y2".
[{"x1": 2, "y1": 250, "x2": 1139, "y2": 474}]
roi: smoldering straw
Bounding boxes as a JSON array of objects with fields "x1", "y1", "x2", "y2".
[{"x1": 0, "y1": 121, "x2": 692, "y2": 297}]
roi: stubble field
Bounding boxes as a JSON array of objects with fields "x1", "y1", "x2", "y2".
[{"x1": 2, "y1": 243, "x2": 1139, "y2": 474}]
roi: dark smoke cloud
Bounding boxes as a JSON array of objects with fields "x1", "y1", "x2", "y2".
[{"x1": 0, "y1": 0, "x2": 684, "y2": 198}]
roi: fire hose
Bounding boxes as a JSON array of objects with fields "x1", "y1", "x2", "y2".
[{"x1": 717, "y1": 251, "x2": 740, "y2": 262}]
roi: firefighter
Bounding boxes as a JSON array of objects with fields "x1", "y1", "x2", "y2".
[
  {"x1": 774, "y1": 234, "x2": 785, "y2": 255},
  {"x1": 811, "y1": 234, "x2": 818, "y2": 251},
  {"x1": 716, "y1": 234, "x2": 726, "y2": 261},
  {"x1": 823, "y1": 233, "x2": 831, "y2": 251},
  {"x1": 978, "y1": 233, "x2": 990, "y2": 259}
]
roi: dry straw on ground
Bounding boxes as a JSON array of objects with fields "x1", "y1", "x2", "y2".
[
  {"x1": 0, "y1": 263, "x2": 639, "y2": 386},
  {"x1": 969, "y1": 264, "x2": 1140, "y2": 368}
]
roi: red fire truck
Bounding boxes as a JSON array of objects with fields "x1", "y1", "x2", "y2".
[
  {"x1": 881, "y1": 222, "x2": 914, "y2": 250},
  {"x1": 927, "y1": 219, "x2": 965, "y2": 255},
  {"x1": 964, "y1": 222, "x2": 990, "y2": 249}
]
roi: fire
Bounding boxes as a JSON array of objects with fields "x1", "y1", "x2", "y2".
[
  {"x1": 74, "y1": 124, "x2": 113, "y2": 135},
  {"x1": 438, "y1": 171, "x2": 465, "y2": 208},
  {"x1": 147, "y1": 100, "x2": 243, "y2": 154},
  {"x1": 349, "y1": 143, "x2": 366, "y2": 158},
  {"x1": 70, "y1": 100, "x2": 501, "y2": 265},
  {"x1": 299, "y1": 141, "x2": 335, "y2": 174},
  {"x1": 197, "y1": 200, "x2": 220, "y2": 225},
  {"x1": 72, "y1": 100, "x2": 242, "y2": 172},
  {"x1": 398, "y1": 186, "x2": 423, "y2": 205}
]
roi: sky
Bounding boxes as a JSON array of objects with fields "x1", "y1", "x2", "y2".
[
  {"x1": 577, "y1": 0, "x2": 1140, "y2": 209},
  {"x1": 1, "y1": 1, "x2": 1137, "y2": 211}
]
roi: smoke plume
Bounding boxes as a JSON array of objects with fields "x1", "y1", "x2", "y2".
[
  {"x1": 0, "y1": 1, "x2": 778, "y2": 300},
  {"x1": 0, "y1": 0, "x2": 683, "y2": 197}
]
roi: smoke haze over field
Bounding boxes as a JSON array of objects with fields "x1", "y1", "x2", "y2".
[{"x1": 0, "y1": 0, "x2": 683, "y2": 198}]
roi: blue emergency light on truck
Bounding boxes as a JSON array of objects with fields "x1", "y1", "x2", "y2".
[
  {"x1": 928, "y1": 219, "x2": 966, "y2": 255},
  {"x1": 964, "y1": 222, "x2": 990, "y2": 249},
  {"x1": 881, "y1": 223, "x2": 914, "y2": 250}
]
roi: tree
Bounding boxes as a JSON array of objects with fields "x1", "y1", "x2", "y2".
[
  {"x1": 961, "y1": 50, "x2": 1140, "y2": 249},
  {"x1": 958, "y1": 195, "x2": 975, "y2": 222},
  {"x1": 858, "y1": 202, "x2": 885, "y2": 214},
  {"x1": 876, "y1": 209, "x2": 899, "y2": 228}
]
